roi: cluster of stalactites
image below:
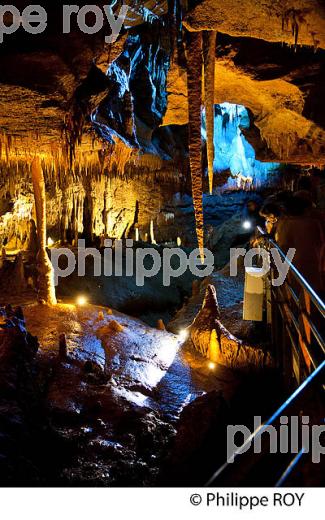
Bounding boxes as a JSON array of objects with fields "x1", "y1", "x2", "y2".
[
  {"x1": 0, "y1": 129, "x2": 184, "y2": 189},
  {"x1": 0, "y1": 130, "x2": 106, "y2": 184}
]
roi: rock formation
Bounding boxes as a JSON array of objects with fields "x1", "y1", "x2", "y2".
[
  {"x1": 0, "y1": 306, "x2": 40, "y2": 484},
  {"x1": 0, "y1": 1, "x2": 323, "y2": 254},
  {"x1": 203, "y1": 30, "x2": 217, "y2": 194},
  {"x1": 31, "y1": 158, "x2": 57, "y2": 305},
  {"x1": 190, "y1": 284, "x2": 273, "y2": 370},
  {"x1": 186, "y1": 30, "x2": 205, "y2": 260}
]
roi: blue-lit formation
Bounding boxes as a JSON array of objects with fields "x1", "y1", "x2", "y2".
[
  {"x1": 202, "y1": 103, "x2": 279, "y2": 189},
  {"x1": 95, "y1": 35, "x2": 279, "y2": 192}
]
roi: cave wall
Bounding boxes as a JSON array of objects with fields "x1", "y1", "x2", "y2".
[
  {"x1": 184, "y1": 0, "x2": 325, "y2": 49},
  {"x1": 0, "y1": 1, "x2": 325, "y2": 253},
  {"x1": 0, "y1": 168, "x2": 183, "y2": 249},
  {"x1": 163, "y1": 33, "x2": 325, "y2": 165}
]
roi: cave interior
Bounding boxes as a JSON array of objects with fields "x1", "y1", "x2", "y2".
[{"x1": 0, "y1": 0, "x2": 324, "y2": 487}]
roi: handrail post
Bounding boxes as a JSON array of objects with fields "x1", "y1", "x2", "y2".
[
  {"x1": 270, "y1": 265, "x2": 281, "y2": 369},
  {"x1": 299, "y1": 289, "x2": 312, "y2": 373}
]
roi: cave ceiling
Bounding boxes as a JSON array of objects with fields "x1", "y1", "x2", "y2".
[{"x1": 0, "y1": 0, "x2": 324, "y2": 173}]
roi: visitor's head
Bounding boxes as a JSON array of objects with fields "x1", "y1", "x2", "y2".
[
  {"x1": 297, "y1": 175, "x2": 312, "y2": 192},
  {"x1": 260, "y1": 200, "x2": 283, "y2": 233},
  {"x1": 293, "y1": 190, "x2": 313, "y2": 213},
  {"x1": 247, "y1": 200, "x2": 259, "y2": 213},
  {"x1": 260, "y1": 200, "x2": 283, "y2": 220}
]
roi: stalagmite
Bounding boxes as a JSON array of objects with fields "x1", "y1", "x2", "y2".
[
  {"x1": 209, "y1": 328, "x2": 219, "y2": 363},
  {"x1": 203, "y1": 31, "x2": 216, "y2": 195},
  {"x1": 186, "y1": 31, "x2": 204, "y2": 261},
  {"x1": 31, "y1": 157, "x2": 57, "y2": 305},
  {"x1": 192, "y1": 279, "x2": 200, "y2": 296},
  {"x1": 0, "y1": 247, "x2": 6, "y2": 269},
  {"x1": 150, "y1": 220, "x2": 156, "y2": 244},
  {"x1": 98, "y1": 319, "x2": 124, "y2": 334},
  {"x1": 27, "y1": 276, "x2": 35, "y2": 289},
  {"x1": 59, "y1": 333, "x2": 68, "y2": 361},
  {"x1": 190, "y1": 285, "x2": 273, "y2": 370},
  {"x1": 157, "y1": 319, "x2": 166, "y2": 331},
  {"x1": 13, "y1": 252, "x2": 25, "y2": 289}
]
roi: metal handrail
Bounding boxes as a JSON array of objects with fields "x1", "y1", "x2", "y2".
[
  {"x1": 206, "y1": 359, "x2": 325, "y2": 486},
  {"x1": 275, "y1": 448, "x2": 306, "y2": 487},
  {"x1": 257, "y1": 225, "x2": 325, "y2": 316},
  {"x1": 205, "y1": 226, "x2": 325, "y2": 486},
  {"x1": 257, "y1": 224, "x2": 325, "y2": 370}
]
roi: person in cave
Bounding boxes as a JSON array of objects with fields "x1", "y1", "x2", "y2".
[
  {"x1": 296, "y1": 172, "x2": 325, "y2": 207},
  {"x1": 245, "y1": 199, "x2": 264, "y2": 228},
  {"x1": 260, "y1": 191, "x2": 325, "y2": 296},
  {"x1": 259, "y1": 199, "x2": 283, "y2": 236}
]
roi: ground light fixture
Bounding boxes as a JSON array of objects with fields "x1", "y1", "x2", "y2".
[
  {"x1": 76, "y1": 295, "x2": 88, "y2": 306},
  {"x1": 242, "y1": 220, "x2": 252, "y2": 230}
]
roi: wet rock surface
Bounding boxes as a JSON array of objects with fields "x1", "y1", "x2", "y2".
[
  {"x1": 0, "y1": 306, "x2": 56, "y2": 484},
  {"x1": 0, "y1": 194, "x2": 279, "y2": 486},
  {"x1": 0, "y1": 297, "x2": 241, "y2": 485},
  {"x1": 160, "y1": 390, "x2": 230, "y2": 485},
  {"x1": 0, "y1": 255, "x2": 285, "y2": 487}
]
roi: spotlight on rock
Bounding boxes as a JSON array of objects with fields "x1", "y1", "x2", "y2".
[
  {"x1": 208, "y1": 361, "x2": 216, "y2": 370},
  {"x1": 47, "y1": 237, "x2": 54, "y2": 247},
  {"x1": 76, "y1": 295, "x2": 87, "y2": 306}
]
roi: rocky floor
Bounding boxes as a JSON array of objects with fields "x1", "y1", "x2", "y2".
[
  {"x1": 0, "y1": 292, "x2": 241, "y2": 485},
  {"x1": 0, "y1": 257, "x2": 277, "y2": 486},
  {"x1": 23, "y1": 302, "x2": 239, "y2": 417}
]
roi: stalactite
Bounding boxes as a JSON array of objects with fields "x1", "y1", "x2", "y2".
[
  {"x1": 60, "y1": 188, "x2": 69, "y2": 244},
  {"x1": 62, "y1": 101, "x2": 88, "y2": 168},
  {"x1": 167, "y1": 0, "x2": 178, "y2": 60},
  {"x1": 281, "y1": 8, "x2": 307, "y2": 51},
  {"x1": 31, "y1": 157, "x2": 57, "y2": 305},
  {"x1": 1, "y1": 129, "x2": 180, "y2": 192},
  {"x1": 186, "y1": 30, "x2": 204, "y2": 261},
  {"x1": 107, "y1": 138, "x2": 134, "y2": 175},
  {"x1": 203, "y1": 31, "x2": 216, "y2": 195}
]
